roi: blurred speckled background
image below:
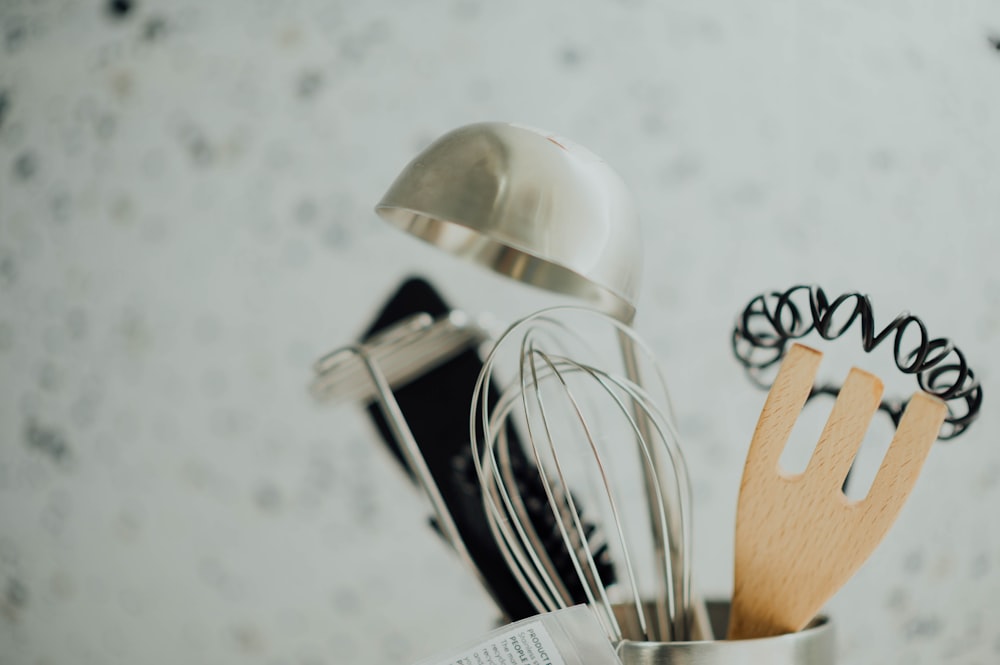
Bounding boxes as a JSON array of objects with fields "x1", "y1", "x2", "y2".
[{"x1": 1, "y1": 1, "x2": 999, "y2": 664}]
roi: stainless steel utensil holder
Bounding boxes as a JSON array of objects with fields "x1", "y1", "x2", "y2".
[{"x1": 615, "y1": 601, "x2": 834, "y2": 665}]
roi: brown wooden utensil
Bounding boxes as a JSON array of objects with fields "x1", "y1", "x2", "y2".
[{"x1": 728, "y1": 343, "x2": 947, "y2": 640}]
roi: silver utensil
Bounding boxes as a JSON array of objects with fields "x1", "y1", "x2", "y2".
[
  {"x1": 311, "y1": 310, "x2": 487, "y2": 403},
  {"x1": 470, "y1": 306, "x2": 701, "y2": 644},
  {"x1": 375, "y1": 123, "x2": 709, "y2": 640},
  {"x1": 310, "y1": 311, "x2": 494, "y2": 597},
  {"x1": 375, "y1": 122, "x2": 642, "y2": 322}
]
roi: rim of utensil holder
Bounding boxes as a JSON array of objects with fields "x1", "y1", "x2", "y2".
[
  {"x1": 614, "y1": 600, "x2": 834, "y2": 665},
  {"x1": 731, "y1": 284, "x2": 981, "y2": 441}
]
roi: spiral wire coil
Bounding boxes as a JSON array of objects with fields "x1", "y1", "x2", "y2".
[
  {"x1": 732, "y1": 285, "x2": 982, "y2": 440},
  {"x1": 470, "y1": 307, "x2": 695, "y2": 644}
]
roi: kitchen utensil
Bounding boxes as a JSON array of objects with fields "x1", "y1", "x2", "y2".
[
  {"x1": 374, "y1": 122, "x2": 642, "y2": 322},
  {"x1": 309, "y1": 299, "x2": 488, "y2": 603},
  {"x1": 471, "y1": 307, "x2": 706, "y2": 644},
  {"x1": 728, "y1": 343, "x2": 947, "y2": 639},
  {"x1": 373, "y1": 123, "x2": 702, "y2": 636},
  {"x1": 311, "y1": 277, "x2": 614, "y2": 620},
  {"x1": 311, "y1": 311, "x2": 485, "y2": 404},
  {"x1": 732, "y1": 284, "x2": 981, "y2": 440}
]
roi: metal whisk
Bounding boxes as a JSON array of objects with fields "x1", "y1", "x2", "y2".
[{"x1": 470, "y1": 307, "x2": 702, "y2": 644}]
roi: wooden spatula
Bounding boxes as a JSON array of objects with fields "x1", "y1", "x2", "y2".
[{"x1": 727, "y1": 343, "x2": 947, "y2": 640}]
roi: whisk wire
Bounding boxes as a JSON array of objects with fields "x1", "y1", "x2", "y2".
[
  {"x1": 523, "y1": 344, "x2": 639, "y2": 641},
  {"x1": 497, "y1": 417, "x2": 578, "y2": 609},
  {"x1": 480, "y1": 451, "x2": 557, "y2": 613},
  {"x1": 474, "y1": 357, "x2": 602, "y2": 619},
  {"x1": 470, "y1": 307, "x2": 697, "y2": 644},
  {"x1": 563, "y1": 358, "x2": 681, "y2": 641}
]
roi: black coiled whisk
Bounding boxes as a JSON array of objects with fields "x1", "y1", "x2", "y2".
[{"x1": 732, "y1": 285, "x2": 982, "y2": 440}]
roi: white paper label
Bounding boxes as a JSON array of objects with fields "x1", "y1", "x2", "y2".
[{"x1": 432, "y1": 619, "x2": 566, "y2": 665}]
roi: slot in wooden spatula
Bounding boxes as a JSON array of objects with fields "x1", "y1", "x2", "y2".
[{"x1": 728, "y1": 343, "x2": 946, "y2": 640}]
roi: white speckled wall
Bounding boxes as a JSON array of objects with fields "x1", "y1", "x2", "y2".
[{"x1": 1, "y1": 1, "x2": 998, "y2": 664}]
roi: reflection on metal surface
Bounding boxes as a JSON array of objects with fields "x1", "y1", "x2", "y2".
[
  {"x1": 617, "y1": 601, "x2": 834, "y2": 665},
  {"x1": 376, "y1": 122, "x2": 642, "y2": 322}
]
